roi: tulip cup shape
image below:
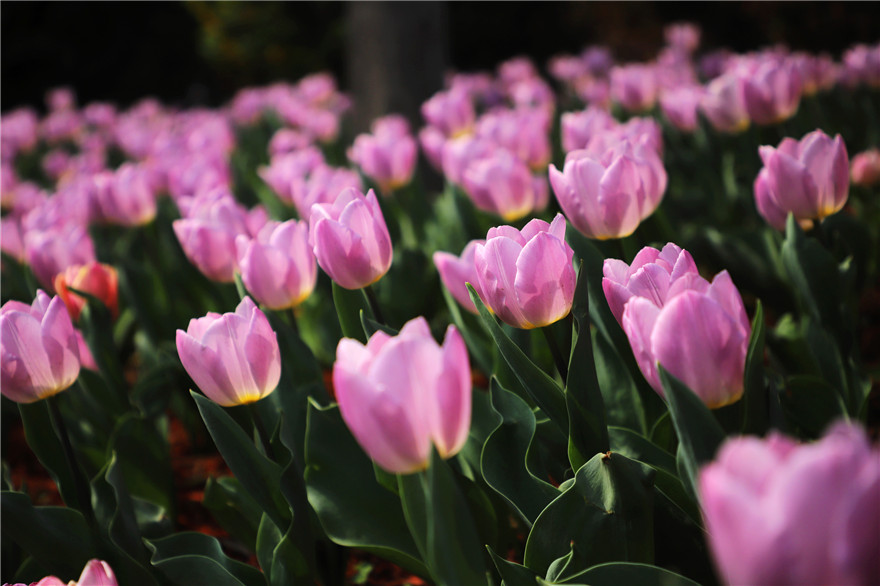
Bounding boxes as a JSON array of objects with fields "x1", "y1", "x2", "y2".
[
  {"x1": 474, "y1": 214, "x2": 576, "y2": 329},
  {"x1": 6, "y1": 558, "x2": 119, "y2": 586},
  {"x1": 309, "y1": 187, "x2": 393, "y2": 290},
  {"x1": 54, "y1": 261, "x2": 119, "y2": 321},
  {"x1": 1, "y1": 290, "x2": 81, "y2": 403},
  {"x1": 603, "y1": 243, "x2": 750, "y2": 408},
  {"x1": 699, "y1": 422, "x2": 880, "y2": 586},
  {"x1": 176, "y1": 297, "x2": 281, "y2": 407},
  {"x1": 333, "y1": 317, "x2": 472, "y2": 474},
  {"x1": 754, "y1": 129, "x2": 849, "y2": 230},
  {"x1": 237, "y1": 220, "x2": 317, "y2": 310},
  {"x1": 433, "y1": 239, "x2": 486, "y2": 314}
]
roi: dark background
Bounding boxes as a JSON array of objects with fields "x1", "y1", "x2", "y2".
[{"x1": 2, "y1": 2, "x2": 877, "y2": 114}]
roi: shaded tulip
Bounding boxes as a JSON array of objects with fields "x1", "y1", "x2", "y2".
[
  {"x1": 754, "y1": 129, "x2": 849, "y2": 230},
  {"x1": 610, "y1": 64, "x2": 660, "y2": 112},
  {"x1": 660, "y1": 86, "x2": 703, "y2": 132},
  {"x1": 421, "y1": 87, "x2": 476, "y2": 138},
  {"x1": 850, "y1": 147, "x2": 880, "y2": 187},
  {"x1": 700, "y1": 72, "x2": 750, "y2": 133},
  {"x1": 418, "y1": 125, "x2": 447, "y2": 172},
  {"x1": 4, "y1": 558, "x2": 118, "y2": 586},
  {"x1": 258, "y1": 147, "x2": 325, "y2": 204},
  {"x1": 474, "y1": 214, "x2": 575, "y2": 329},
  {"x1": 462, "y1": 148, "x2": 549, "y2": 221},
  {"x1": 333, "y1": 317, "x2": 471, "y2": 474},
  {"x1": 742, "y1": 58, "x2": 803, "y2": 125},
  {"x1": 176, "y1": 297, "x2": 281, "y2": 407},
  {"x1": 1, "y1": 291, "x2": 80, "y2": 403},
  {"x1": 605, "y1": 243, "x2": 750, "y2": 408},
  {"x1": 309, "y1": 187, "x2": 392, "y2": 290},
  {"x1": 549, "y1": 140, "x2": 666, "y2": 240},
  {"x1": 664, "y1": 22, "x2": 701, "y2": 53},
  {"x1": 90, "y1": 162, "x2": 157, "y2": 226},
  {"x1": 699, "y1": 422, "x2": 880, "y2": 586},
  {"x1": 288, "y1": 164, "x2": 363, "y2": 220},
  {"x1": 236, "y1": 220, "x2": 317, "y2": 310},
  {"x1": 24, "y1": 222, "x2": 96, "y2": 293},
  {"x1": 433, "y1": 240, "x2": 486, "y2": 314},
  {"x1": 475, "y1": 107, "x2": 552, "y2": 170},
  {"x1": 348, "y1": 115, "x2": 418, "y2": 194},
  {"x1": 560, "y1": 106, "x2": 618, "y2": 153},
  {"x1": 54, "y1": 262, "x2": 119, "y2": 321}
]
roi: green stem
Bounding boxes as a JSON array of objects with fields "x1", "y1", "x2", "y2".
[
  {"x1": 542, "y1": 325, "x2": 569, "y2": 384},
  {"x1": 47, "y1": 395, "x2": 96, "y2": 529},
  {"x1": 248, "y1": 403, "x2": 274, "y2": 460},
  {"x1": 364, "y1": 285, "x2": 385, "y2": 325}
]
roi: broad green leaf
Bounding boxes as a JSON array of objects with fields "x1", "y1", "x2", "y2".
[
  {"x1": 659, "y1": 367, "x2": 726, "y2": 500},
  {"x1": 255, "y1": 514, "x2": 310, "y2": 586},
  {"x1": 203, "y1": 477, "x2": 263, "y2": 553},
  {"x1": 146, "y1": 532, "x2": 266, "y2": 586},
  {"x1": 487, "y1": 545, "x2": 541, "y2": 586},
  {"x1": 468, "y1": 284, "x2": 568, "y2": 433},
  {"x1": 440, "y1": 284, "x2": 493, "y2": 376},
  {"x1": 332, "y1": 282, "x2": 371, "y2": 344},
  {"x1": 17, "y1": 401, "x2": 81, "y2": 510},
  {"x1": 523, "y1": 452, "x2": 655, "y2": 576},
  {"x1": 480, "y1": 379, "x2": 559, "y2": 526},
  {"x1": 742, "y1": 300, "x2": 768, "y2": 435},
  {"x1": 108, "y1": 413, "x2": 174, "y2": 513},
  {"x1": 557, "y1": 561, "x2": 701, "y2": 585},
  {"x1": 303, "y1": 401, "x2": 428, "y2": 577},
  {"x1": 779, "y1": 375, "x2": 848, "y2": 437}
]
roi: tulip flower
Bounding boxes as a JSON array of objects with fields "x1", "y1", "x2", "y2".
[
  {"x1": 90, "y1": 162, "x2": 157, "y2": 227},
  {"x1": 560, "y1": 106, "x2": 617, "y2": 153},
  {"x1": 348, "y1": 115, "x2": 418, "y2": 195},
  {"x1": 421, "y1": 87, "x2": 476, "y2": 138},
  {"x1": 287, "y1": 164, "x2": 363, "y2": 220},
  {"x1": 741, "y1": 58, "x2": 803, "y2": 125},
  {"x1": 462, "y1": 149, "x2": 549, "y2": 221},
  {"x1": 699, "y1": 422, "x2": 880, "y2": 586},
  {"x1": 850, "y1": 147, "x2": 880, "y2": 187},
  {"x1": 664, "y1": 22, "x2": 701, "y2": 53},
  {"x1": 660, "y1": 86, "x2": 703, "y2": 132},
  {"x1": 549, "y1": 139, "x2": 666, "y2": 240},
  {"x1": 603, "y1": 243, "x2": 750, "y2": 408},
  {"x1": 1, "y1": 290, "x2": 81, "y2": 404},
  {"x1": 474, "y1": 214, "x2": 575, "y2": 329},
  {"x1": 258, "y1": 147, "x2": 325, "y2": 205},
  {"x1": 433, "y1": 240, "x2": 486, "y2": 314},
  {"x1": 309, "y1": 187, "x2": 392, "y2": 290},
  {"x1": 610, "y1": 64, "x2": 660, "y2": 112},
  {"x1": 754, "y1": 129, "x2": 849, "y2": 230},
  {"x1": 333, "y1": 317, "x2": 471, "y2": 474},
  {"x1": 176, "y1": 297, "x2": 281, "y2": 407},
  {"x1": 700, "y1": 72, "x2": 750, "y2": 133},
  {"x1": 54, "y1": 262, "x2": 119, "y2": 321},
  {"x1": 236, "y1": 220, "x2": 317, "y2": 310},
  {"x1": 3, "y1": 558, "x2": 118, "y2": 586},
  {"x1": 24, "y1": 222, "x2": 97, "y2": 293},
  {"x1": 475, "y1": 107, "x2": 552, "y2": 171}
]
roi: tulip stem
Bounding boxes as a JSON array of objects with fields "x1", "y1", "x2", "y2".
[
  {"x1": 288, "y1": 308, "x2": 301, "y2": 337},
  {"x1": 542, "y1": 326, "x2": 569, "y2": 385},
  {"x1": 249, "y1": 404, "x2": 274, "y2": 460},
  {"x1": 47, "y1": 394, "x2": 96, "y2": 528},
  {"x1": 364, "y1": 285, "x2": 385, "y2": 325}
]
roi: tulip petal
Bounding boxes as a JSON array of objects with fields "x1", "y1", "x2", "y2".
[
  {"x1": 621, "y1": 297, "x2": 663, "y2": 394},
  {"x1": 514, "y1": 232, "x2": 575, "y2": 327}
]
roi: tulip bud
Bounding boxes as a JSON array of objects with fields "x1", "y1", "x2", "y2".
[
  {"x1": 699, "y1": 422, "x2": 880, "y2": 586},
  {"x1": 433, "y1": 240, "x2": 486, "y2": 314},
  {"x1": 462, "y1": 149, "x2": 548, "y2": 221},
  {"x1": 54, "y1": 262, "x2": 119, "y2": 321},
  {"x1": 176, "y1": 297, "x2": 281, "y2": 407},
  {"x1": 348, "y1": 115, "x2": 418, "y2": 195},
  {"x1": 333, "y1": 317, "x2": 471, "y2": 474},
  {"x1": 700, "y1": 72, "x2": 750, "y2": 133},
  {"x1": 474, "y1": 214, "x2": 576, "y2": 329},
  {"x1": 1, "y1": 291, "x2": 81, "y2": 403},
  {"x1": 309, "y1": 187, "x2": 392, "y2": 290},
  {"x1": 610, "y1": 64, "x2": 660, "y2": 112},
  {"x1": 236, "y1": 220, "x2": 317, "y2": 310},
  {"x1": 754, "y1": 129, "x2": 849, "y2": 231},
  {"x1": 850, "y1": 147, "x2": 880, "y2": 187}
]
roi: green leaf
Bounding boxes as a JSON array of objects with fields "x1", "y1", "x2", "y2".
[
  {"x1": 593, "y1": 330, "x2": 646, "y2": 434},
  {"x1": 303, "y1": 401, "x2": 428, "y2": 577},
  {"x1": 146, "y1": 532, "x2": 267, "y2": 586},
  {"x1": 256, "y1": 514, "x2": 310, "y2": 586},
  {"x1": 17, "y1": 401, "x2": 81, "y2": 510},
  {"x1": 564, "y1": 262, "x2": 609, "y2": 471},
  {"x1": 76, "y1": 289, "x2": 128, "y2": 409},
  {"x1": 487, "y1": 545, "x2": 541, "y2": 586},
  {"x1": 108, "y1": 413, "x2": 174, "y2": 514},
  {"x1": 556, "y1": 561, "x2": 701, "y2": 585},
  {"x1": 203, "y1": 477, "x2": 263, "y2": 553},
  {"x1": 332, "y1": 282, "x2": 371, "y2": 344},
  {"x1": 440, "y1": 284, "x2": 493, "y2": 376},
  {"x1": 523, "y1": 452, "x2": 655, "y2": 576},
  {"x1": 659, "y1": 367, "x2": 726, "y2": 500},
  {"x1": 468, "y1": 284, "x2": 569, "y2": 433},
  {"x1": 191, "y1": 392, "x2": 290, "y2": 531},
  {"x1": 1, "y1": 491, "x2": 97, "y2": 579},
  {"x1": 480, "y1": 379, "x2": 559, "y2": 526},
  {"x1": 779, "y1": 375, "x2": 849, "y2": 437},
  {"x1": 742, "y1": 300, "x2": 768, "y2": 435},
  {"x1": 360, "y1": 311, "x2": 398, "y2": 338}
]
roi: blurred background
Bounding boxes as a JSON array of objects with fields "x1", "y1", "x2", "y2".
[{"x1": 3, "y1": 1, "x2": 878, "y2": 127}]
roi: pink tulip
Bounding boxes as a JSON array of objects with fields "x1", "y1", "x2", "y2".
[
  {"x1": 700, "y1": 72, "x2": 750, "y2": 133},
  {"x1": 267, "y1": 128, "x2": 313, "y2": 157},
  {"x1": 418, "y1": 125, "x2": 447, "y2": 172},
  {"x1": 236, "y1": 220, "x2": 317, "y2": 310},
  {"x1": 333, "y1": 317, "x2": 471, "y2": 474},
  {"x1": 462, "y1": 149, "x2": 549, "y2": 221},
  {"x1": 173, "y1": 191, "x2": 269, "y2": 283},
  {"x1": 441, "y1": 135, "x2": 495, "y2": 187},
  {"x1": 664, "y1": 22, "x2": 701, "y2": 53},
  {"x1": 90, "y1": 163, "x2": 157, "y2": 227},
  {"x1": 309, "y1": 187, "x2": 392, "y2": 290},
  {"x1": 1, "y1": 291, "x2": 81, "y2": 403},
  {"x1": 851, "y1": 147, "x2": 880, "y2": 187},
  {"x1": 176, "y1": 297, "x2": 281, "y2": 407},
  {"x1": 610, "y1": 64, "x2": 660, "y2": 112},
  {"x1": 4, "y1": 558, "x2": 119, "y2": 586},
  {"x1": 25, "y1": 222, "x2": 97, "y2": 292},
  {"x1": 474, "y1": 214, "x2": 575, "y2": 329},
  {"x1": 754, "y1": 129, "x2": 849, "y2": 230},
  {"x1": 258, "y1": 147, "x2": 326, "y2": 204},
  {"x1": 549, "y1": 140, "x2": 666, "y2": 240},
  {"x1": 290, "y1": 165, "x2": 364, "y2": 221},
  {"x1": 699, "y1": 422, "x2": 880, "y2": 585},
  {"x1": 742, "y1": 58, "x2": 803, "y2": 125},
  {"x1": 421, "y1": 88, "x2": 476, "y2": 138},
  {"x1": 660, "y1": 86, "x2": 703, "y2": 132},
  {"x1": 433, "y1": 240, "x2": 486, "y2": 314},
  {"x1": 604, "y1": 244, "x2": 750, "y2": 408},
  {"x1": 475, "y1": 107, "x2": 552, "y2": 171},
  {"x1": 348, "y1": 115, "x2": 418, "y2": 195},
  {"x1": 560, "y1": 106, "x2": 618, "y2": 153}
]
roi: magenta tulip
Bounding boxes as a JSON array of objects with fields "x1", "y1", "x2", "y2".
[
  {"x1": 236, "y1": 220, "x2": 317, "y2": 310},
  {"x1": 699, "y1": 422, "x2": 880, "y2": 585},
  {"x1": 1, "y1": 291, "x2": 81, "y2": 403},
  {"x1": 610, "y1": 64, "x2": 660, "y2": 112},
  {"x1": 474, "y1": 214, "x2": 575, "y2": 329},
  {"x1": 309, "y1": 187, "x2": 392, "y2": 290},
  {"x1": 742, "y1": 58, "x2": 803, "y2": 125},
  {"x1": 176, "y1": 297, "x2": 281, "y2": 407},
  {"x1": 462, "y1": 148, "x2": 549, "y2": 221},
  {"x1": 333, "y1": 317, "x2": 471, "y2": 474},
  {"x1": 660, "y1": 86, "x2": 703, "y2": 132},
  {"x1": 754, "y1": 129, "x2": 849, "y2": 230},
  {"x1": 433, "y1": 240, "x2": 486, "y2": 314}
]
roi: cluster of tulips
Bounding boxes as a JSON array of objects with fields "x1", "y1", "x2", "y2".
[{"x1": 2, "y1": 22, "x2": 880, "y2": 586}]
